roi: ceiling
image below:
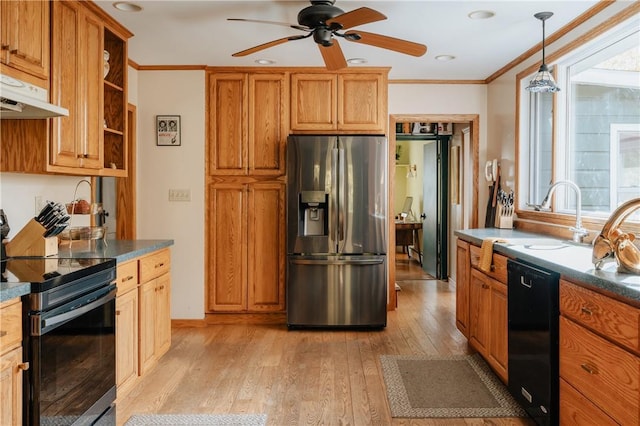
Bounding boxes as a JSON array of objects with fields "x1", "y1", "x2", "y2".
[{"x1": 94, "y1": 0, "x2": 602, "y2": 80}]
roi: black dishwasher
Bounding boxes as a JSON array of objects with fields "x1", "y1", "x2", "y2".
[{"x1": 507, "y1": 259, "x2": 560, "y2": 426}]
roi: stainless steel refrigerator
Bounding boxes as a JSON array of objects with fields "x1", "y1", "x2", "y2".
[{"x1": 286, "y1": 135, "x2": 388, "y2": 328}]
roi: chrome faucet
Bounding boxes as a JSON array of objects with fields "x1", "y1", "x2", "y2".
[{"x1": 534, "y1": 180, "x2": 589, "y2": 243}]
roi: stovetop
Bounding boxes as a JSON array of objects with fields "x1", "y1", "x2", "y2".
[{"x1": 1, "y1": 257, "x2": 116, "y2": 292}]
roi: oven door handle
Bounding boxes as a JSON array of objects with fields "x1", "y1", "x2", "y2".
[{"x1": 34, "y1": 285, "x2": 116, "y2": 336}]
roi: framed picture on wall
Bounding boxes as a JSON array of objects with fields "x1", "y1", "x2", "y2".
[{"x1": 156, "y1": 115, "x2": 181, "y2": 146}]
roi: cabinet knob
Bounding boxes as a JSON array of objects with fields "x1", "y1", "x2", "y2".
[
  {"x1": 0, "y1": 44, "x2": 9, "y2": 50},
  {"x1": 121, "y1": 275, "x2": 134, "y2": 283},
  {"x1": 580, "y1": 306, "x2": 593, "y2": 316},
  {"x1": 155, "y1": 262, "x2": 164, "y2": 269},
  {"x1": 18, "y1": 362, "x2": 29, "y2": 371},
  {"x1": 0, "y1": 330, "x2": 7, "y2": 337},
  {"x1": 481, "y1": 283, "x2": 489, "y2": 289}
]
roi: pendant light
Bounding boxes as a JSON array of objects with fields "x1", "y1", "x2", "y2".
[{"x1": 526, "y1": 12, "x2": 560, "y2": 93}]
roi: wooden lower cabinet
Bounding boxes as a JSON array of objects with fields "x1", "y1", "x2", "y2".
[
  {"x1": 455, "y1": 239, "x2": 470, "y2": 337},
  {"x1": 463, "y1": 245, "x2": 508, "y2": 383},
  {"x1": 115, "y1": 287, "x2": 138, "y2": 393},
  {"x1": 0, "y1": 298, "x2": 27, "y2": 426},
  {"x1": 559, "y1": 378, "x2": 617, "y2": 426},
  {"x1": 115, "y1": 248, "x2": 171, "y2": 396},
  {"x1": 559, "y1": 279, "x2": 640, "y2": 425},
  {"x1": 207, "y1": 181, "x2": 285, "y2": 313},
  {"x1": 139, "y1": 272, "x2": 171, "y2": 375}
]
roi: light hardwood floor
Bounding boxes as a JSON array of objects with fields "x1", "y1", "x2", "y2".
[{"x1": 116, "y1": 254, "x2": 533, "y2": 425}]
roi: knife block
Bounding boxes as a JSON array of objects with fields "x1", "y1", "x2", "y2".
[{"x1": 5, "y1": 219, "x2": 58, "y2": 257}]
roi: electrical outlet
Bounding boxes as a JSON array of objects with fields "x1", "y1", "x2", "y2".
[{"x1": 169, "y1": 189, "x2": 191, "y2": 202}]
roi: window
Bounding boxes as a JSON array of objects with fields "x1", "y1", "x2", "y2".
[{"x1": 520, "y1": 15, "x2": 640, "y2": 221}]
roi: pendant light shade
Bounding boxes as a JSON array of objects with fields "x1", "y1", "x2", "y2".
[{"x1": 526, "y1": 11, "x2": 560, "y2": 93}]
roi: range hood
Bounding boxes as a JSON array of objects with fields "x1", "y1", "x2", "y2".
[{"x1": 0, "y1": 74, "x2": 68, "y2": 119}]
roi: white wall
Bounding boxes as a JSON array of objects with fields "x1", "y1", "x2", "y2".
[{"x1": 136, "y1": 70, "x2": 206, "y2": 319}]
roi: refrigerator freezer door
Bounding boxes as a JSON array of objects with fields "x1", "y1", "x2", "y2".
[
  {"x1": 287, "y1": 255, "x2": 387, "y2": 328},
  {"x1": 338, "y1": 136, "x2": 387, "y2": 254}
]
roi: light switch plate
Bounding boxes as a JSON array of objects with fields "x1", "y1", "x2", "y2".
[{"x1": 169, "y1": 189, "x2": 191, "y2": 202}]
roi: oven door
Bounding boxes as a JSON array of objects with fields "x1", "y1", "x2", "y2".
[{"x1": 27, "y1": 284, "x2": 117, "y2": 426}]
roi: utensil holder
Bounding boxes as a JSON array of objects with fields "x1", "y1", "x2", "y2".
[
  {"x1": 497, "y1": 204, "x2": 514, "y2": 229},
  {"x1": 5, "y1": 218, "x2": 58, "y2": 257}
]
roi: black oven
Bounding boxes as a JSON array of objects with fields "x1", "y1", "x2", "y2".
[{"x1": 5, "y1": 257, "x2": 118, "y2": 426}]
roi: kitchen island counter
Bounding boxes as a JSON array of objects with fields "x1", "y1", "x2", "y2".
[
  {"x1": 0, "y1": 281, "x2": 30, "y2": 303},
  {"x1": 455, "y1": 228, "x2": 640, "y2": 306}
]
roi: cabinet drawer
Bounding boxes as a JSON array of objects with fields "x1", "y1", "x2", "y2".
[
  {"x1": 469, "y1": 244, "x2": 508, "y2": 283},
  {"x1": 116, "y1": 260, "x2": 139, "y2": 294},
  {"x1": 559, "y1": 316, "x2": 639, "y2": 425},
  {"x1": 0, "y1": 299, "x2": 22, "y2": 353},
  {"x1": 560, "y1": 279, "x2": 639, "y2": 353},
  {"x1": 139, "y1": 249, "x2": 171, "y2": 283},
  {"x1": 560, "y1": 378, "x2": 617, "y2": 426}
]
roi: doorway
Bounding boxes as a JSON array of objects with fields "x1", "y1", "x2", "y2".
[{"x1": 387, "y1": 114, "x2": 480, "y2": 310}]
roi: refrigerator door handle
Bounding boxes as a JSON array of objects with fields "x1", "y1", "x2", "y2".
[
  {"x1": 331, "y1": 148, "x2": 339, "y2": 245},
  {"x1": 289, "y1": 258, "x2": 384, "y2": 266},
  {"x1": 338, "y1": 147, "x2": 346, "y2": 248}
]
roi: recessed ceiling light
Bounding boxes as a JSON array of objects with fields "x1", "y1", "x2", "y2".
[
  {"x1": 347, "y1": 58, "x2": 368, "y2": 64},
  {"x1": 113, "y1": 2, "x2": 142, "y2": 12},
  {"x1": 468, "y1": 10, "x2": 495, "y2": 20},
  {"x1": 255, "y1": 59, "x2": 276, "y2": 65},
  {"x1": 435, "y1": 55, "x2": 456, "y2": 61}
]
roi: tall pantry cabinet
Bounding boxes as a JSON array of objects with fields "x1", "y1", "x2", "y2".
[{"x1": 206, "y1": 70, "x2": 288, "y2": 314}]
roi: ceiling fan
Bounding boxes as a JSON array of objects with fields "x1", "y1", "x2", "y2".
[{"x1": 228, "y1": 0, "x2": 427, "y2": 70}]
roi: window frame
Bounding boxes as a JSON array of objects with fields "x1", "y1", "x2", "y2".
[{"x1": 515, "y1": 9, "x2": 640, "y2": 235}]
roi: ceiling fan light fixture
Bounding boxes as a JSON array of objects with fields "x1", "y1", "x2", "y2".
[
  {"x1": 468, "y1": 10, "x2": 495, "y2": 20},
  {"x1": 347, "y1": 58, "x2": 368, "y2": 64},
  {"x1": 526, "y1": 11, "x2": 560, "y2": 93},
  {"x1": 435, "y1": 55, "x2": 456, "y2": 61},
  {"x1": 112, "y1": 2, "x2": 142, "y2": 12}
]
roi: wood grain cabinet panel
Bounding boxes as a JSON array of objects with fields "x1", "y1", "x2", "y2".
[
  {"x1": 559, "y1": 378, "x2": 617, "y2": 426},
  {"x1": 455, "y1": 239, "x2": 470, "y2": 337},
  {"x1": 0, "y1": 299, "x2": 25, "y2": 426},
  {"x1": 207, "y1": 72, "x2": 287, "y2": 176},
  {"x1": 338, "y1": 73, "x2": 386, "y2": 133},
  {"x1": 469, "y1": 268, "x2": 491, "y2": 356},
  {"x1": 488, "y1": 280, "x2": 508, "y2": 381},
  {"x1": 207, "y1": 182, "x2": 285, "y2": 313},
  {"x1": 559, "y1": 315, "x2": 639, "y2": 425},
  {"x1": 116, "y1": 287, "x2": 138, "y2": 393},
  {"x1": 290, "y1": 73, "x2": 337, "y2": 131},
  {"x1": 0, "y1": 0, "x2": 49, "y2": 84}
]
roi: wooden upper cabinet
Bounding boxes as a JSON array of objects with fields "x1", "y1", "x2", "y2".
[
  {"x1": 50, "y1": 0, "x2": 103, "y2": 170},
  {"x1": 290, "y1": 73, "x2": 337, "y2": 131},
  {"x1": 338, "y1": 73, "x2": 386, "y2": 133},
  {"x1": 0, "y1": 0, "x2": 49, "y2": 85},
  {"x1": 207, "y1": 71, "x2": 287, "y2": 176},
  {"x1": 290, "y1": 70, "x2": 388, "y2": 133}
]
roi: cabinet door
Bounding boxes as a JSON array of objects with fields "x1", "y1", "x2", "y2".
[
  {"x1": 207, "y1": 184, "x2": 247, "y2": 312},
  {"x1": 208, "y1": 73, "x2": 247, "y2": 175},
  {"x1": 0, "y1": 0, "x2": 49, "y2": 81},
  {"x1": 249, "y1": 73, "x2": 287, "y2": 175},
  {"x1": 155, "y1": 273, "x2": 171, "y2": 357},
  {"x1": 338, "y1": 73, "x2": 386, "y2": 133},
  {"x1": 489, "y1": 278, "x2": 508, "y2": 382},
  {"x1": 0, "y1": 347, "x2": 23, "y2": 426},
  {"x1": 50, "y1": 2, "x2": 103, "y2": 171},
  {"x1": 116, "y1": 289, "x2": 138, "y2": 391},
  {"x1": 138, "y1": 278, "x2": 157, "y2": 375},
  {"x1": 247, "y1": 182, "x2": 286, "y2": 312},
  {"x1": 469, "y1": 268, "x2": 490, "y2": 356},
  {"x1": 290, "y1": 73, "x2": 337, "y2": 131},
  {"x1": 455, "y1": 239, "x2": 470, "y2": 337}
]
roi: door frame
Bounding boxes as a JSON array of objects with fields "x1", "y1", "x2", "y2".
[{"x1": 388, "y1": 114, "x2": 479, "y2": 310}]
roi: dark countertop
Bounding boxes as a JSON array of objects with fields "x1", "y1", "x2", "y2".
[
  {"x1": 455, "y1": 228, "x2": 640, "y2": 307},
  {"x1": 0, "y1": 239, "x2": 174, "y2": 303}
]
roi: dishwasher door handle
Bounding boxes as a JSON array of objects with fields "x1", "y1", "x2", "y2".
[{"x1": 520, "y1": 276, "x2": 532, "y2": 288}]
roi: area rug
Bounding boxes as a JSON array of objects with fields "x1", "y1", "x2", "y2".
[
  {"x1": 124, "y1": 413, "x2": 267, "y2": 425},
  {"x1": 380, "y1": 353, "x2": 525, "y2": 418}
]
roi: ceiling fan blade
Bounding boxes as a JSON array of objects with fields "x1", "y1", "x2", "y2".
[
  {"x1": 318, "y1": 41, "x2": 347, "y2": 71},
  {"x1": 344, "y1": 30, "x2": 427, "y2": 57},
  {"x1": 232, "y1": 36, "x2": 304, "y2": 57},
  {"x1": 326, "y1": 7, "x2": 386, "y2": 30},
  {"x1": 227, "y1": 18, "x2": 310, "y2": 32}
]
